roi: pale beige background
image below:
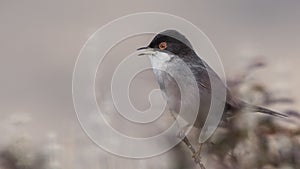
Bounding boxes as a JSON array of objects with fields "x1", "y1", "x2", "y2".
[{"x1": 0, "y1": 0, "x2": 300, "y2": 168}]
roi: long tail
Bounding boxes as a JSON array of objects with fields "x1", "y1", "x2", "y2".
[{"x1": 242, "y1": 102, "x2": 288, "y2": 118}]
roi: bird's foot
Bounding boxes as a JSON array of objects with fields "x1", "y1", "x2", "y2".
[
  {"x1": 182, "y1": 137, "x2": 206, "y2": 169},
  {"x1": 192, "y1": 149, "x2": 201, "y2": 163},
  {"x1": 193, "y1": 155, "x2": 205, "y2": 169},
  {"x1": 192, "y1": 144, "x2": 204, "y2": 168},
  {"x1": 193, "y1": 154, "x2": 205, "y2": 169}
]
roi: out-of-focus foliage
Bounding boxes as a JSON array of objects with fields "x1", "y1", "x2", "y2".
[{"x1": 202, "y1": 57, "x2": 300, "y2": 169}]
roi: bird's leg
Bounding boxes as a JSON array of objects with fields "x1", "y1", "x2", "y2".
[
  {"x1": 192, "y1": 143, "x2": 203, "y2": 163},
  {"x1": 169, "y1": 110, "x2": 206, "y2": 168},
  {"x1": 169, "y1": 110, "x2": 190, "y2": 138},
  {"x1": 182, "y1": 137, "x2": 206, "y2": 169},
  {"x1": 182, "y1": 136, "x2": 195, "y2": 153}
]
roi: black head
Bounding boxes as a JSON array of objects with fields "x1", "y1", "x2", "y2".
[{"x1": 138, "y1": 30, "x2": 195, "y2": 56}]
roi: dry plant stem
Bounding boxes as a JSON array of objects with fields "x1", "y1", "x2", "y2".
[
  {"x1": 182, "y1": 137, "x2": 206, "y2": 169},
  {"x1": 169, "y1": 111, "x2": 206, "y2": 169}
]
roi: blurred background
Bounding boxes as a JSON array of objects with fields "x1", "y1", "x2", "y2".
[{"x1": 1, "y1": 0, "x2": 300, "y2": 169}]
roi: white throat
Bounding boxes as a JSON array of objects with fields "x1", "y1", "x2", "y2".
[{"x1": 149, "y1": 51, "x2": 172, "y2": 70}]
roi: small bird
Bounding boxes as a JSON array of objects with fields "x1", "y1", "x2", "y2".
[{"x1": 137, "y1": 30, "x2": 287, "y2": 163}]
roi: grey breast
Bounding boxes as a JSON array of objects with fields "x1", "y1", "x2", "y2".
[{"x1": 151, "y1": 54, "x2": 209, "y2": 129}]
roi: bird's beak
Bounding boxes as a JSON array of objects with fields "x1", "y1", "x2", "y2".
[
  {"x1": 137, "y1": 46, "x2": 155, "y2": 56},
  {"x1": 137, "y1": 46, "x2": 149, "y2": 50}
]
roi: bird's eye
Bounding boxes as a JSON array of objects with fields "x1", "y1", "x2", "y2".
[{"x1": 158, "y1": 42, "x2": 167, "y2": 50}]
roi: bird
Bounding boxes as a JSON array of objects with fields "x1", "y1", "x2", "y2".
[{"x1": 137, "y1": 30, "x2": 287, "y2": 164}]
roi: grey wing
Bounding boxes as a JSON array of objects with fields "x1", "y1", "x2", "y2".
[{"x1": 185, "y1": 57, "x2": 240, "y2": 109}]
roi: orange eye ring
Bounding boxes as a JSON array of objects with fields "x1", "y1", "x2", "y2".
[{"x1": 159, "y1": 42, "x2": 167, "y2": 50}]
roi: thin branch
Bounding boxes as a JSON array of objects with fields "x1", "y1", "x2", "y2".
[{"x1": 182, "y1": 137, "x2": 206, "y2": 169}]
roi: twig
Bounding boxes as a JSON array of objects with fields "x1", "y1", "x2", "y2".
[
  {"x1": 169, "y1": 111, "x2": 206, "y2": 169},
  {"x1": 182, "y1": 137, "x2": 206, "y2": 169}
]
